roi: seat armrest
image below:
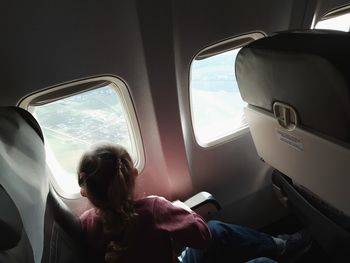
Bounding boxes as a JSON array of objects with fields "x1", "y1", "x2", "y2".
[
  {"x1": 172, "y1": 192, "x2": 221, "y2": 255},
  {"x1": 183, "y1": 191, "x2": 221, "y2": 220}
]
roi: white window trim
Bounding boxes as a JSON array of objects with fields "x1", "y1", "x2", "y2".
[
  {"x1": 19, "y1": 76, "x2": 144, "y2": 199},
  {"x1": 189, "y1": 32, "x2": 265, "y2": 148},
  {"x1": 313, "y1": 4, "x2": 350, "y2": 30}
]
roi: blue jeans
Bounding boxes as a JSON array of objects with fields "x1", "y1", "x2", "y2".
[{"x1": 179, "y1": 220, "x2": 282, "y2": 263}]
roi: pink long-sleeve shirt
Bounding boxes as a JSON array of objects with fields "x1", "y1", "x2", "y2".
[{"x1": 80, "y1": 196, "x2": 211, "y2": 263}]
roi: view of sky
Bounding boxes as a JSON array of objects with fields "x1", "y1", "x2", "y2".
[{"x1": 191, "y1": 49, "x2": 247, "y2": 145}]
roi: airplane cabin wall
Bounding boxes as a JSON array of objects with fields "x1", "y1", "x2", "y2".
[
  {"x1": 2, "y1": 0, "x2": 181, "y2": 201},
  {"x1": 172, "y1": 0, "x2": 313, "y2": 227},
  {"x1": 1, "y1": 0, "x2": 322, "y2": 228}
]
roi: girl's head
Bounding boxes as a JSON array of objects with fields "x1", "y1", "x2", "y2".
[
  {"x1": 77, "y1": 143, "x2": 137, "y2": 210},
  {"x1": 77, "y1": 143, "x2": 138, "y2": 262}
]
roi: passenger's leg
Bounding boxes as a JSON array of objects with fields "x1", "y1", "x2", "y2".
[
  {"x1": 180, "y1": 220, "x2": 284, "y2": 263},
  {"x1": 246, "y1": 257, "x2": 279, "y2": 263}
]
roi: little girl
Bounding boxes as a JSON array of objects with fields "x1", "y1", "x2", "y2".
[{"x1": 78, "y1": 143, "x2": 311, "y2": 263}]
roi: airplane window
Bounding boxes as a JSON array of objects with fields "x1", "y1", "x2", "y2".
[
  {"x1": 314, "y1": 10, "x2": 350, "y2": 31},
  {"x1": 25, "y1": 79, "x2": 143, "y2": 197},
  {"x1": 190, "y1": 48, "x2": 247, "y2": 147}
]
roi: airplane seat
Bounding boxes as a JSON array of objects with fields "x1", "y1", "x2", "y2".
[
  {"x1": 235, "y1": 29, "x2": 350, "y2": 258},
  {"x1": 0, "y1": 184, "x2": 34, "y2": 262},
  {"x1": 0, "y1": 106, "x2": 222, "y2": 263},
  {"x1": 183, "y1": 191, "x2": 221, "y2": 221},
  {"x1": 40, "y1": 185, "x2": 92, "y2": 263},
  {"x1": 0, "y1": 106, "x2": 91, "y2": 263}
]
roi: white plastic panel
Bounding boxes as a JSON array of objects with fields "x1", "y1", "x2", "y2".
[{"x1": 245, "y1": 105, "x2": 350, "y2": 216}]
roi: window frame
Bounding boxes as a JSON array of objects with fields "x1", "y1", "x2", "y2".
[
  {"x1": 19, "y1": 76, "x2": 145, "y2": 199},
  {"x1": 189, "y1": 32, "x2": 265, "y2": 148},
  {"x1": 313, "y1": 4, "x2": 350, "y2": 31}
]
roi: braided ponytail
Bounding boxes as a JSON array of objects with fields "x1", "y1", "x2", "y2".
[{"x1": 77, "y1": 143, "x2": 138, "y2": 262}]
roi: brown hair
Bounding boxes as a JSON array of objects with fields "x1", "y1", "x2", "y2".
[{"x1": 77, "y1": 143, "x2": 137, "y2": 262}]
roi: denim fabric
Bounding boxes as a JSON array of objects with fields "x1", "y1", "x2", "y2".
[
  {"x1": 246, "y1": 257, "x2": 278, "y2": 263},
  {"x1": 179, "y1": 220, "x2": 282, "y2": 263}
]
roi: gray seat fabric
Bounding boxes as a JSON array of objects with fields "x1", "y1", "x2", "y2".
[
  {"x1": 0, "y1": 184, "x2": 23, "y2": 250},
  {"x1": 0, "y1": 184, "x2": 34, "y2": 263},
  {"x1": 41, "y1": 185, "x2": 91, "y2": 263},
  {"x1": 0, "y1": 106, "x2": 48, "y2": 262},
  {"x1": 236, "y1": 29, "x2": 350, "y2": 146},
  {"x1": 0, "y1": 106, "x2": 90, "y2": 263},
  {"x1": 235, "y1": 29, "x2": 350, "y2": 258}
]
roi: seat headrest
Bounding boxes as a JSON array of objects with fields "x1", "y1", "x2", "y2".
[
  {"x1": 0, "y1": 185, "x2": 23, "y2": 250},
  {"x1": 236, "y1": 29, "x2": 350, "y2": 145},
  {"x1": 10, "y1": 107, "x2": 44, "y2": 143}
]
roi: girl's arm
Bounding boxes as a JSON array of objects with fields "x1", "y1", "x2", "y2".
[{"x1": 153, "y1": 197, "x2": 211, "y2": 249}]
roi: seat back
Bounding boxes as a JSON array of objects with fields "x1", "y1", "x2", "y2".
[
  {"x1": 0, "y1": 106, "x2": 89, "y2": 263},
  {"x1": 0, "y1": 184, "x2": 34, "y2": 262},
  {"x1": 0, "y1": 107, "x2": 48, "y2": 262},
  {"x1": 235, "y1": 30, "x2": 350, "y2": 256}
]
